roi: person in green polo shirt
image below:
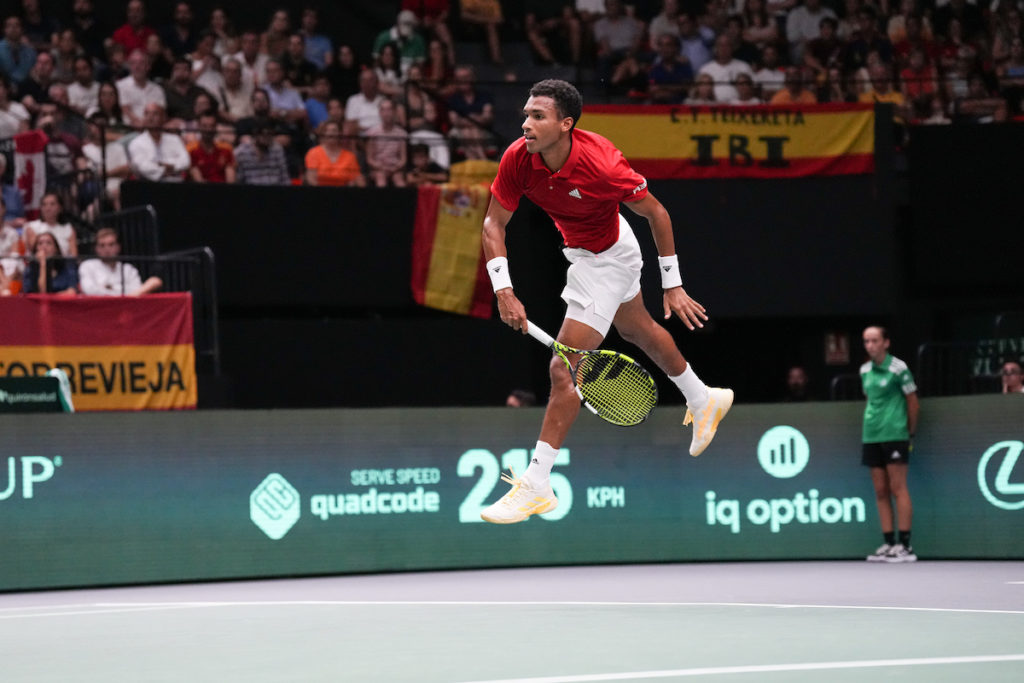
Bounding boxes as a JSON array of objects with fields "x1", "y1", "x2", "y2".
[{"x1": 860, "y1": 326, "x2": 920, "y2": 563}]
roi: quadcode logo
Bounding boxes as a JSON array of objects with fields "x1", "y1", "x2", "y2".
[
  {"x1": 757, "y1": 425, "x2": 809, "y2": 478},
  {"x1": 977, "y1": 441, "x2": 1024, "y2": 510},
  {"x1": 250, "y1": 473, "x2": 301, "y2": 539}
]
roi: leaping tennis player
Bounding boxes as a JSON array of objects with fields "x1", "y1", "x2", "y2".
[{"x1": 480, "y1": 79, "x2": 733, "y2": 524}]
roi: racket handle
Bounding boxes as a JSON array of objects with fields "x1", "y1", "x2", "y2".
[{"x1": 525, "y1": 320, "x2": 555, "y2": 348}]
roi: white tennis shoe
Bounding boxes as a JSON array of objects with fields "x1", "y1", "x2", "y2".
[
  {"x1": 480, "y1": 469, "x2": 557, "y2": 524},
  {"x1": 683, "y1": 387, "x2": 734, "y2": 456}
]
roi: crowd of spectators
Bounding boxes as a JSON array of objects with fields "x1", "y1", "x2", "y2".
[{"x1": 0, "y1": 0, "x2": 1020, "y2": 220}]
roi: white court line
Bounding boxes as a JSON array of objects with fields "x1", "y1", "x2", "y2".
[
  {"x1": 1008, "y1": 581, "x2": 1024, "y2": 584},
  {"x1": 455, "y1": 654, "x2": 1024, "y2": 682},
  {"x1": 1, "y1": 600, "x2": 1021, "y2": 620}
]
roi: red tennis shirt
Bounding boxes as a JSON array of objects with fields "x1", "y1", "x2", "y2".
[{"x1": 490, "y1": 128, "x2": 649, "y2": 253}]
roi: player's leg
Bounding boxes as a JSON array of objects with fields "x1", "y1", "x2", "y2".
[{"x1": 612, "y1": 294, "x2": 731, "y2": 456}]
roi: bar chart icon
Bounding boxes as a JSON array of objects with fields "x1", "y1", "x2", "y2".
[{"x1": 757, "y1": 426, "x2": 810, "y2": 478}]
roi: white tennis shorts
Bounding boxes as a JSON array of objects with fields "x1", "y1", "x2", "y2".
[{"x1": 561, "y1": 214, "x2": 643, "y2": 337}]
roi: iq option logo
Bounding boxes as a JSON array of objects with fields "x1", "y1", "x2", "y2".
[
  {"x1": 977, "y1": 441, "x2": 1024, "y2": 511},
  {"x1": 250, "y1": 473, "x2": 301, "y2": 540},
  {"x1": 705, "y1": 426, "x2": 867, "y2": 534}
]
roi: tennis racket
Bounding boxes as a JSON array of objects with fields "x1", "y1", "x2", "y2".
[{"x1": 526, "y1": 320, "x2": 658, "y2": 426}]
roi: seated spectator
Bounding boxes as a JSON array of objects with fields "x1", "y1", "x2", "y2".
[
  {"x1": 188, "y1": 112, "x2": 236, "y2": 183},
  {"x1": 0, "y1": 73, "x2": 30, "y2": 139},
  {"x1": 525, "y1": 0, "x2": 581, "y2": 65},
  {"x1": 786, "y1": 0, "x2": 837, "y2": 64},
  {"x1": 446, "y1": 65, "x2": 494, "y2": 131},
  {"x1": 79, "y1": 227, "x2": 163, "y2": 296},
  {"x1": 723, "y1": 16, "x2": 760, "y2": 66},
  {"x1": 0, "y1": 155, "x2": 25, "y2": 222},
  {"x1": 128, "y1": 103, "x2": 191, "y2": 182},
  {"x1": 781, "y1": 366, "x2": 812, "y2": 401},
  {"x1": 304, "y1": 120, "x2": 364, "y2": 187},
  {"x1": 18, "y1": 51, "x2": 56, "y2": 117},
  {"x1": 299, "y1": 7, "x2": 332, "y2": 70},
  {"x1": 373, "y1": 10, "x2": 426, "y2": 74},
  {"x1": 684, "y1": 73, "x2": 717, "y2": 104},
  {"x1": 409, "y1": 99, "x2": 451, "y2": 170},
  {"x1": 164, "y1": 57, "x2": 210, "y2": 122},
  {"x1": 52, "y1": 29, "x2": 84, "y2": 84},
  {"x1": 678, "y1": 12, "x2": 712, "y2": 74},
  {"x1": 459, "y1": 0, "x2": 504, "y2": 65},
  {"x1": 68, "y1": 56, "x2": 100, "y2": 115},
  {"x1": 1002, "y1": 361, "x2": 1024, "y2": 394},
  {"x1": 216, "y1": 57, "x2": 253, "y2": 122},
  {"x1": 398, "y1": 64, "x2": 432, "y2": 130},
  {"x1": 365, "y1": 99, "x2": 408, "y2": 188},
  {"x1": 726, "y1": 73, "x2": 763, "y2": 104},
  {"x1": 950, "y1": 73, "x2": 1008, "y2": 123},
  {"x1": 0, "y1": 16, "x2": 37, "y2": 89},
  {"x1": 817, "y1": 66, "x2": 852, "y2": 102},
  {"x1": 805, "y1": 17, "x2": 844, "y2": 84},
  {"x1": 592, "y1": 0, "x2": 646, "y2": 92},
  {"x1": 402, "y1": 0, "x2": 454, "y2": 66},
  {"x1": 892, "y1": 15, "x2": 937, "y2": 69},
  {"x1": 264, "y1": 59, "x2": 308, "y2": 129},
  {"x1": 900, "y1": 47, "x2": 938, "y2": 106},
  {"x1": 261, "y1": 9, "x2": 291, "y2": 60},
  {"x1": 226, "y1": 31, "x2": 269, "y2": 89},
  {"x1": 282, "y1": 34, "x2": 319, "y2": 97},
  {"x1": 649, "y1": 0, "x2": 682, "y2": 42},
  {"x1": 698, "y1": 35, "x2": 754, "y2": 102},
  {"x1": 375, "y1": 42, "x2": 405, "y2": 99},
  {"x1": 98, "y1": 42, "x2": 130, "y2": 84},
  {"x1": 0, "y1": 196, "x2": 24, "y2": 295},
  {"x1": 345, "y1": 70, "x2": 385, "y2": 135},
  {"x1": 112, "y1": 0, "x2": 156, "y2": 55},
  {"x1": 305, "y1": 75, "x2": 331, "y2": 129},
  {"x1": 160, "y1": 1, "x2": 197, "y2": 59},
  {"x1": 86, "y1": 81, "x2": 128, "y2": 131},
  {"x1": 23, "y1": 232, "x2": 78, "y2": 295},
  {"x1": 887, "y1": 0, "x2": 933, "y2": 45},
  {"x1": 858, "y1": 63, "x2": 910, "y2": 122},
  {"x1": 235, "y1": 121, "x2": 289, "y2": 185},
  {"x1": 70, "y1": 0, "x2": 106, "y2": 64},
  {"x1": 79, "y1": 113, "x2": 131, "y2": 212},
  {"x1": 144, "y1": 32, "x2": 174, "y2": 81},
  {"x1": 234, "y1": 88, "x2": 282, "y2": 140},
  {"x1": 648, "y1": 34, "x2": 694, "y2": 104},
  {"x1": 405, "y1": 143, "x2": 448, "y2": 186},
  {"x1": 36, "y1": 101, "x2": 85, "y2": 190},
  {"x1": 191, "y1": 30, "x2": 226, "y2": 97},
  {"x1": 754, "y1": 44, "x2": 786, "y2": 100},
  {"x1": 117, "y1": 49, "x2": 167, "y2": 127},
  {"x1": 770, "y1": 67, "x2": 819, "y2": 104},
  {"x1": 205, "y1": 7, "x2": 237, "y2": 58},
  {"x1": 846, "y1": 7, "x2": 893, "y2": 74},
  {"x1": 325, "y1": 44, "x2": 360, "y2": 102},
  {"x1": 421, "y1": 38, "x2": 454, "y2": 95},
  {"x1": 743, "y1": 0, "x2": 778, "y2": 51},
  {"x1": 918, "y1": 93, "x2": 951, "y2": 124}
]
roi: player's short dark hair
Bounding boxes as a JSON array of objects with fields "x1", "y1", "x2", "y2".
[{"x1": 529, "y1": 79, "x2": 583, "y2": 129}]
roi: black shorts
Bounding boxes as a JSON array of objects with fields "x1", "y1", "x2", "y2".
[{"x1": 862, "y1": 441, "x2": 911, "y2": 468}]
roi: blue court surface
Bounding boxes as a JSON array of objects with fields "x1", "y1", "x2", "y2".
[{"x1": 3, "y1": 561, "x2": 1022, "y2": 682}]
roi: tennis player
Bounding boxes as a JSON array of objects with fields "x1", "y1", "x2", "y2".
[
  {"x1": 480, "y1": 79, "x2": 732, "y2": 524},
  {"x1": 861, "y1": 326, "x2": 919, "y2": 562}
]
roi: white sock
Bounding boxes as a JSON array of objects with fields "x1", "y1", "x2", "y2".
[
  {"x1": 670, "y1": 364, "x2": 709, "y2": 408},
  {"x1": 524, "y1": 440, "x2": 558, "y2": 487}
]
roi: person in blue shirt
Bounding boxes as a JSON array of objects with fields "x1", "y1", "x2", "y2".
[
  {"x1": 0, "y1": 16, "x2": 38, "y2": 88},
  {"x1": 23, "y1": 231, "x2": 78, "y2": 295}
]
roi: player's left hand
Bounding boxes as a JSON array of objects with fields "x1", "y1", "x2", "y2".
[{"x1": 664, "y1": 287, "x2": 707, "y2": 331}]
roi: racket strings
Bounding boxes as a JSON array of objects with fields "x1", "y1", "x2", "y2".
[{"x1": 575, "y1": 353, "x2": 658, "y2": 426}]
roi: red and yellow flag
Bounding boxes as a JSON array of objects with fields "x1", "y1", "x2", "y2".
[
  {"x1": 0, "y1": 294, "x2": 197, "y2": 410},
  {"x1": 582, "y1": 103, "x2": 875, "y2": 179},
  {"x1": 410, "y1": 161, "x2": 498, "y2": 319}
]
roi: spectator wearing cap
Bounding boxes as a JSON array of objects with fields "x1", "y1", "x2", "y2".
[
  {"x1": 128, "y1": 103, "x2": 190, "y2": 182},
  {"x1": 373, "y1": 9, "x2": 427, "y2": 75}
]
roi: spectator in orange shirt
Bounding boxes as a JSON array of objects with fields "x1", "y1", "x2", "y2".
[
  {"x1": 304, "y1": 120, "x2": 365, "y2": 187},
  {"x1": 770, "y1": 67, "x2": 819, "y2": 104},
  {"x1": 189, "y1": 112, "x2": 236, "y2": 183}
]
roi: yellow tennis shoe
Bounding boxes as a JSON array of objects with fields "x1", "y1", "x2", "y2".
[
  {"x1": 683, "y1": 387, "x2": 734, "y2": 456},
  {"x1": 480, "y1": 469, "x2": 558, "y2": 524}
]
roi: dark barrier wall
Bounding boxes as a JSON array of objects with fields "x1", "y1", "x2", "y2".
[
  {"x1": 2, "y1": 396, "x2": 1020, "y2": 590},
  {"x1": 122, "y1": 175, "x2": 895, "y2": 318}
]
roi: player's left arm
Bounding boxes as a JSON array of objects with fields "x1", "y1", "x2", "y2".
[
  {"x1": 625, "y1": 193, "x2": 708, "y2": 330},
  {"x1": 905, "y1": 391, "x2": 919, "y2": 437}
]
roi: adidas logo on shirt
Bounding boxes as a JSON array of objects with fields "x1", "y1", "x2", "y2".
[{"x1": 568, "y1": 188, "x2": 582, "y2": 199}]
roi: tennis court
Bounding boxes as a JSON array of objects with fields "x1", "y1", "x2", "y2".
[{"x1": 4, "y1": 561, "x2": 1022, "y2": 682}]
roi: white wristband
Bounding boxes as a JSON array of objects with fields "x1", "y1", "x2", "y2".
[
  {"x1": 658, "y1": 255, "x2": 683, "y2": 289},
  {"x1": 486, "y1": 256, "x2": 513, "y2": 292}
]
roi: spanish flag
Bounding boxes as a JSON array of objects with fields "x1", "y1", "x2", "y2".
[
  {"x1": 582, "y1": 103, "x2": 875, "y2": 179},
  {"x1": 0, "y1": 294, "x2": 197, "y2": 410},
  {"x1": 410, "y1": 161, "x2": 498, "y2": 319}
]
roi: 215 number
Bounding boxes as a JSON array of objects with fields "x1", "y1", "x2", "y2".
[{"x1": 457, "y1": 448, "x2": 573, "y2": 523}]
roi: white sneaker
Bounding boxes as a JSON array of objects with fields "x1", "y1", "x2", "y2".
[
  {"x1": 883, "y1": 544, "x2": 918, "y2": 563},
  {"x1": 866, "y1": 543, "x2": 893, "y2": 562},
  {"x1": 480, "y1": 469, "x2": 557, "y2": 524},
  {"x1": 683, "y1": 387, "x2": 734, "y2": 456}
]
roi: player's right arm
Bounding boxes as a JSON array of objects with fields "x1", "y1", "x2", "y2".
[{"x1": 482, "y1": 194, "x2": 528, "y2": 333}]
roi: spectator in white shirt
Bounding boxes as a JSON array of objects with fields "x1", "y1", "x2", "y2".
[
  {"x1": 698, "y1": 35, "x2": 754, "y2": 102},
  {"x1": 67, "y1": 56, "x2": 100, "y2": 115},
  {"x1": 79, "y1": 227, "x2": 163, "y2": 296},
  {"x1": 225, "y1": 31, "x2": 268, "y2": 89},
  {"x1": 116, "y1": 48, "x2": 167, "y2": 126},
  {"x1": 345, "y1": 69, "x2": 384, "y2": 134},
  {"x1": 216, "y1": 57, "x2": 254, "y2": 122},
  {"x1": 786, "y1": 0, "x2": 837, "y2": 63},
  {"x1": 128, "y1": 103, "x2": 190, "y2": 181}
]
